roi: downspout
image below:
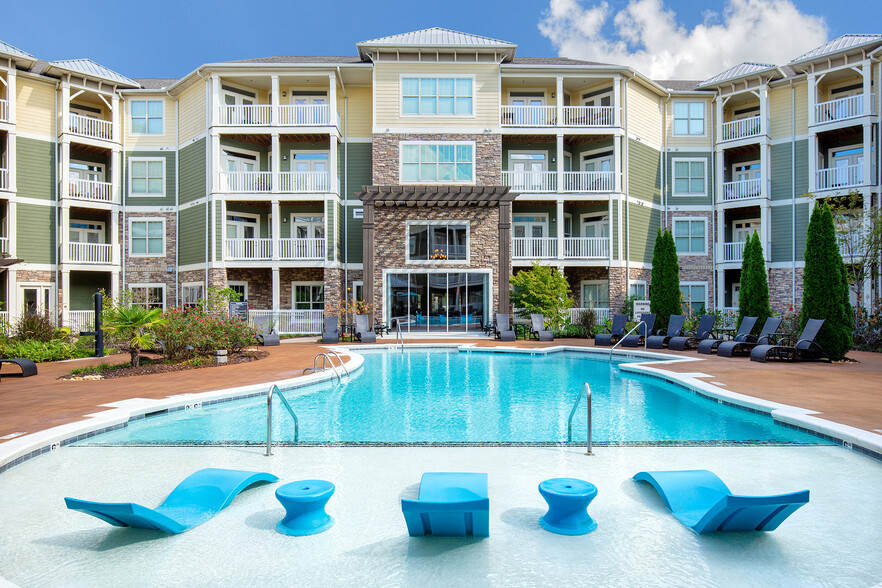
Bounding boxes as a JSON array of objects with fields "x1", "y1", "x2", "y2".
[
  {"x1": 710, "y1": 95, "x2": 716, "y2": 310},
  {"x1": 120, "y1": 93, "x2": 126, "y2": 292},
  {"x1": 196, "y1": 70, "x2": 210, "y2": 288},
  {"x1": 623, "y1": 72, "x2": 636, "y2": 292},
  {"x1": 662, "y1": 91, "x2": 670, "y2": 229},
  {"x1": 54, "y1": 81, "x2": 59, "y2": 319},
  {"x1": 791, "y1": 79, "x2": 796, "y2": 306},
  {"x1": 167, "y1": 89, "x2": 180, "y2": 306},
  {"x1": 874, "y1": 56, "x2": 882, "y2": 300},
  {"x1": 337, "y1": 66, "x2": 348, "y2": 313}
]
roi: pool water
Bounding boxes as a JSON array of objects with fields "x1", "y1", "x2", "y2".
[{"x1": 78, "y1": 349, "x2": 828, "y2": 445}]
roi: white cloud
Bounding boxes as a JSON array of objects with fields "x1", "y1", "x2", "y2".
[{"x1": 538, "y1": 0, "x2": 829, "y2": 80}]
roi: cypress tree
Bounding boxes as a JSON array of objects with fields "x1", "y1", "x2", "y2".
[
  {"x1": 801, "y1": 202, "x2": 853, "y2": 360},
  {"x1": 650, "y1": 228, "x2": 680, "y2": 331},
  {"x1": 738, "y1": 232, "x2": 771, "y2": 330}
]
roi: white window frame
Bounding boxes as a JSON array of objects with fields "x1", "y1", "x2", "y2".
[
  {"x1": 292, "y1": 281, "x2": 324, "y2": 310},
  {"x1": 732, "y1": 160, "x2": 761, "y2": 180},
  {"x1": 506, "y1": 88, "x2": 547, "y2": 105},
  {"x1": 399, "y1": 74, "x2": 476, "y2": 118},
  {"x1": 128, "y1": 217, "x2": 166, "y2": 257},
  {"x1": 580, "y1": 279, "x2": 610, "y2": 309},
  {"x1": 405, "y1": 219, "x2": 471, "y2": 264},
  {"x1": 512, "y1": 212, "x2": 549, "y2": 239},
  {"x1": 679, "y1": 281, "x2": 708, "y2": 315},
  {"x1": 349, "y1": 280, "x2": 364, "y2": 304},
  {"x1": 563, "y1": 213, "x2": 573, "y2": 238},
  {"x1": 507, "y1": 150, "x2": 549, "y2": 170},
  {"x1": 671, "y1": 157, "x2": 707, "y2": 197},
  {"x1": 582, "y1": 89, "x2": 613, "y2": 107},
  {"x1": 225, "y1": 211, "x2": 260, "y2": 239},
  {"x1": 129, "y1": 157, "x2": 166, "y2": 198},
  {"x1": 290, "y1": 213, "x2": 325, "y2": 240},
  {"x1": 628, "y1": 280, "x2": 647, "y2": 299},
  {"x1": 732, "y1": 218, "x2": 761, "y2": 243},
  {"x1": 69, "y1": 159, "x2": 105, "y2": 182},
  {"x1": 672, "y1": 216, "x2": 708, "y2": 256},
  {"x1": 672, "y1": 101, "x2": 706, "y2": 136},
  {"x1": 18, "y1": 282, "x2": 56, "y2": 317},
  {"x1": 69, "y1": 219, "x2": 106, "y2": 244},
  {"x1": 129, "y1": 283, "x2": 166, "y2": 310},
  {"x1": 579, "y1": 213, "x2": 610, "y2": 239},
  {"x1": 182, "y1": 282, "x2": 204, "y2": 306},
  {"x1": 227, "y1": 281, "x2": 248, "y2": 303},
  {"x1": 399, "y1": 140, "x2": 476, "y2": 185},
  {"x1": 352, "y1": 208, "x2": 363, "y2": 219},
  {"x1": 130, "y1": 99, "x2": 164, "y2": 136}
]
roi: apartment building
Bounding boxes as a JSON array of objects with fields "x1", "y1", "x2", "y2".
[{"x1": 0, "y1": 30, "x2": 879, "y2": 334}]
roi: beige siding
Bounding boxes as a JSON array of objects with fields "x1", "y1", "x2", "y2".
[
  {"x1": 769, "y1": 82, "x2": 808, "y2": 140},
  {"x1": 373, "y1": 62, "x2": 499, "y2": 129},
  {"x1": 125, "y1": 95, "x2": 177, "y2": 147},
  {"x1": 16, "y1": 78, "x2": 56, "y2": 137},
  {"x1": 626, "y1": 82, "x2": 662, "y2": 144},
  {"x1": 338, "y1": 86, "x2": 372, "y2": 137},
  {"x1": 665, "y1": 97, "x2": 714, "y2": 150},
  {"x1": 178, "y1": 81, "x2": 206, "y2": 144}
]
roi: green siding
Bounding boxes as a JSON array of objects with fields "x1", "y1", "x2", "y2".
[
  {"x1": 180, "y1": 139, "x2": 206, "y2": 204},
  {"x1": 124, "y1": 151, "x2": 176, "y2": 206},
  {"x1": 179, "y1": 204, "x2": 206, "y2": 265},
  {"x1": 345, "y1": 206, "x2": 363, "y2": 263},
  {"x1": 629, "y1": 140, "x2": 661, "y2": 204},
  {"x1": 16, "y1": 137, "x2": 55, "y2": 200},
  {"x1": 627, "y1": 203, "x2": 660, "y2": 264},
  {"x1": 326, "y1": 199, "x2": 335, "y2": 261},
  {"x1": 665, "y1": 151, "x2": 712, "y2": 206},
  {"x1": 770, "y1": 140, "x2": 808, "y2": 201},
  {"x1": 340, "y1": 142, "x2": 371, "y2": 263},
  {"x1": 771, "y1": 203, "x2": 810, "y2": 263},
  {"x1": 70, "y1": 272, "x2": 110, "y2": 310},
  {"x1": 501, "y1": 142, "x2": 559, "y2": 172},
  {"x1": 17, "y1": 203, "x2": 56, "y2": 264}
]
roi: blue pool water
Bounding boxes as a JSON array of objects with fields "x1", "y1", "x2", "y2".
[{"x1": 78, "y1": 349, "x2": 828, "y2": 445}]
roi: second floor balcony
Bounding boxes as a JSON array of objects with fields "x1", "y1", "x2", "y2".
[
  {"x1": 720, "y1": 116, "x2": 761, "y2": 142},
  {"x1": 814, "y1": 94, "x2": 875, "y2": 125},
  {"x1": 722, "y1": 178, "x2": 763, "y2": 202},
  {"x1": 67, "y1": 242, "x2": 117, "y2": 264},
  {"x1": 512, "y1": 237, "x2": 609, "y2": 260},
  {"x1": 219, "y1": 170, "x2": 332, "y2": 194},
  {"x1": 501, "y1": 170, "x2": 616, "y2": 193},
  {"x1": 721, "y1": 241, "x2": 746, "y2": 263},
  {"x1": 216, "y1": 104, "x2": 333, "y2": 127},
  {"x1": 68, "y1": 178, "x2": 114, "y2": 203},
  {"x1": 816, "y1": 165, "x2": 864, "y2": 191},
  {"x1": 224, "y1": 237, "x2": 326, "y2": 262},
  {"x1": 68, "y1": 113, "x2": 112, "y2": 141},
  {"x1": 500, "y1": 105, "x2": 614, "y2": 128}
]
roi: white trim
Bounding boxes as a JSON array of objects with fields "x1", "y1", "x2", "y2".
[
  {"x1": 128, "y1": 156, "x2": 166, "y2": 198},
  {"x1": 671, "y1": 157, "x2": 708, "y2": 197},
  {"x1": 399, "y1": 140, "x2": 477, "y2": 185},
  {"x1": 628, "y1": 280, "x2": 647, "y2": 298},
  {"x1": 671, "y1": 100, "x2": 708, "y2": 137},
  {"x1": 127, "y1": 282, "x2": 166, "y2": 310},
  {"x1": 128, "y1": 217, "x2": 166, "y2": 257},
  {"x1": 579, "y1": 279, "x2": 610, "y2": 308},
  {"x1": 181, "y1": 281, "x2": 204, "y2": 305},
  {"x1": 129, "y1": 98, "x2": 165, "y2": 137},
  {"x1": 399, "y1": 74, "x2": 476, "y2": 118},
  {"x1": 505, "y1": 87, "x2": 547, "y2": 104},
  {"x1": 225, "y1": 210, "x2": 261, "y2": 235},
  {"x1": 672, "y1": 216, "x2": 708, "y2": 256},
  {"x1": 69, "y1": 159, "x2": 105, "y2": 182},
  {"x1": 291, "y1": 280, "x2": 325, "y2": 310},
  {"x1": 404, "y1": 219, "x2": 471, "y2": 264},
  {"x1": 227, "y1": 281, "x2": 248, "y2": 302},
  {"x1": 678, "y1": 281, "x2": 709, "y2": 313},
  {"x1": 380, "y1": 267, "x2": 494, "y2": 329}
]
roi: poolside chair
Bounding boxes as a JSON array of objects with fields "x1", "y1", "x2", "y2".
[
  {"x1": 401, "y1": 472, "x2": 489, "y2": 537},
  {"x1": 594, "y1": 314, "x2": 627, "y2": 346},
  {"x1": 252, "y1": 316, "x2": 280, "y2": 346},
  {"x1": 717, "y1": 317, "x2": 782, "y2": 358},
  {"x1": 322, "y1": 316, "x2": 339, "y2": 344},
  {"x1": 750, "y1": 318, "x2": 831, "y2": 363},
  {"x1": 64, "y1": 468, "x2": 278, "y2": 534},
  {"x1": 633, "y1": 470, "x2": 809, "y2": 534},
  {"x1": 495, "y1": 313, "x2": 516, "y2": 342},
  {"x1": 697, "y1": 316, "x2": 757, "y2": 355},
  {"x1": 354, "y1": 314, "x2": 376, "y2": 343},
  {"x1": 668, "y1": 314, "x2": 716, "y2": 351},
  {"x1": 0, "y1": 358, "x2": 38, "y2": 381},
  {"x1": 620, "y1": 313, "x2": 656, "y2": 347},
  {"x1": 646, "y1": 315, "x2": 687, "y2": 349},
  {"x1": 530, "y1": 314, "x2": 554, "y2": 341}
]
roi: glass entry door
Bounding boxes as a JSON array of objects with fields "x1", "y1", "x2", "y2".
[
  {"x1": 20, "y1": 285, "x2": 52, "y2": 317},
  {"x1": 387, "y1": 272, "x2": 488, "y2": 334}
]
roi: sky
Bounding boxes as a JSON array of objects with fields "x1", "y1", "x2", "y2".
[{"x1": 0, "y1": 0, "x2": 878, "y2": 81}]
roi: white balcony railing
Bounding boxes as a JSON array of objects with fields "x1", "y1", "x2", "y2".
[
  {"x1": 719, "y1": 307, "x2": 739, "y2": 329},
  {"x1": 722, "y1": 178, "x2": 762, "y2": 201},
  {"x1": 0, "y1": 237, "x2": 8, "y2": 255},
  {"x1": 816, "y1": 165, "x2": 863, "y2": 191},
  {"x1": 225, "y1": 238, "x2": 273, "y2": 260},
  {"x1": 278, "y1": 238, "x2": 326, "y2": 260},
  {"x1": 722, "y1": 241, "x2": 746, "y2": 263},
  {"x1": 562, "y1": 106, "x2": 614, "y2": 127},
  {"x1": 562, "y1": 171, "x2": 615, "y2": 192},
  {"x1": 0, "y1": 167, "x2": 7, "y2": 191},
  {"x1": 0, "y1": 99, "x2": 8, "y2": 123},
  {"x1": 279, "y1": 171, "x2": 331, "y2": 193},
  {"x1": 721, "y1": 115, "x2": 762, "y2": 142},
  {"x1": 279, "y1": 104, "x2": 331, "y2": 126},
  {"x1": 248, "y1": 309, "x2": 323, "y2": 334},
  {"x1": 68, "y1": 310, "x2": 96, "y2": 333},
  {"x1": 69, "y1": 178, "x2": 114, "y2": 203},
  {"x1": 219, "y1": 171, "x2": 272, "y2": 193},
  {"x1": 567, "y1": 307, "x2": 611, "y2": 325},
  {"x1": 69, "y1": 242, "x2": 114, "y2": 263},
  {"x1": 512, "y1": 237, "x2": 557, "y2": 259},
  {"x1": 501, "y1": 171, "x2": 556, "y2": 192},
  {"x1": 217, "y1": 105, "x2": 272, "y2": 126},
  {"x1": 69, "y1": 113, "x2": 112, "y2": 141},
  {"x1": 500, "y1": 105, "x2": 557, "y2": 127},
  {"x1": 814, "y1": 94, "x2": 874, "y2": 124},
  {"x1": 563, "y1": 237, "x2": 610, "y2": 259}
]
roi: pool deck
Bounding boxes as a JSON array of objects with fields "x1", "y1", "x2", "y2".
[{"x1": 1, "y1": 338, "x2": 881, "y2": 442}]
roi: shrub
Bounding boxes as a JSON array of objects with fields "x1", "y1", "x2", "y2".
[
  {"x1": 738, "y1": 232, "x2": 772, "y2": 330},
  {"x1": 650, "y1": 228, "x2": 680, "y2": 329},
  {"x1": 577, "y1": 309, "x2": 598, "y2": 339},
  {"x1": 13, "y1": 312, "x2": 56, "y2": 342},
  {"x1": 853, "y1": 299, "x2": 882, "y2": 352},
  {"x1": 510, "y1": 263, "x2": 574, "y2": 330},
  {"x1": 154, "y1": 306, "x2": 257, "y2": 360},
  {"x1": 0, "y1": 338, "x2": 93, "y2": 362}
]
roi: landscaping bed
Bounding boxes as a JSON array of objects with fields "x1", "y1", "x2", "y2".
[{"x1": 59, "y1": 349, "x2": 268, "y2": 380}]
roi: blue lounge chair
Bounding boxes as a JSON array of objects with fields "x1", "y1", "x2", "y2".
[
  {"x1": 717, "y1": 317, "x2": 782, "y2": 357},
  {"x1": 65, "y1": 468, "x2": 279, "y2": 534},
  {"x1": 620, "y1": 313, "x2": 656, "y2": 347},
  {"x1": 595, "y1": 314, "x2": 627, "y2": 346},
  {"x1": 668, "y1": 314, "x2": 716, "y2": 351},
  {"x1": 401, "y1": 472, "x2": 489, "y2": 537},
  {"x1": 646, "y1": 314, "x2": 686, "y2": 349},
  {"x1": 750, "y1": 318, "x2": 831, "y2": 363},
  {"x1": 697, "y1": 316, "x2": 757, "y2": 355},
  {"x1": 633, "y1": 470, "x2": 809, "y2": 534}
]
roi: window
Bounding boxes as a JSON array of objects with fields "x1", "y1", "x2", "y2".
[
  {"x1": 401, "y1": 142, "x2": 474, "y2": 183},
  {"x1": 182, "y1": 283, "x2": 204, "y2": 307},
  {"x1": 228, "y1": 281, "x2": 248, "y2": 302},
  {"x1": 672, "y1": 159, "x2": 706, "y2": 196},
  {"x1": 408, "y1": 222, "x2": 469, "y2": 262},
  {"x1": 131, "y1": 100, "x2": 163, "y2": 134},
  {"x1": 581, "y1": 280, "x2": 609, "y2": 309},
  {"x1": 629, "y1": 281, "x2": 647, "y2": 299},
  {"x1": 70, "y1": 221, "x2": 105, "y2": 244},
  {"x1": 401, "y1": 76, "x2": 473, "y2": 116},
  {"x1": 581, "y1": 215, "x2": 610, "y2": 238},
  {"x1": 129, "y1": 218, "x2": 165, "y2": 256},
  {"x1": 291, "y1": 215, "x2": 324, "y2": 240},
  {"x1": 679, "y1": 282, "x2": 707, "y2": 315},
  {"x1": 352, "y1": 208, "x2": 363, "y2": 219},
  {"x1": 673, "y1": 218, "x2": 707, "y2": 255},
  {"x1": 130, "y1": 158, "x2": 165, "y2": 197},
  {"x1": 131, "y1": 284, "x2": 165, "y2": 309},
  {"x1": 293, "y1": 282, "x2": 324, "y2": 310},
  {"x1": 673, "y1": 101, "x2": 705, "y2": 135}
]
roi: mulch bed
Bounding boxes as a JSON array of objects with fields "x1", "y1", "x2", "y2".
[{"x1": 58, "y1": 350, "x2": 269, "y2": 380}]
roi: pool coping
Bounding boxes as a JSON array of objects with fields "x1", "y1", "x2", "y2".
[{"x1": 1, "y1": 343, "x2": 881, "y2": 475}]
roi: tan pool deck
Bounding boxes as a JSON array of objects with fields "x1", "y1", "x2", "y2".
[{"x1": 1, "y1": 338, "x2": 881, "y2": 442}]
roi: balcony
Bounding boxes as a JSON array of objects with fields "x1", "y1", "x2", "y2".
[
  {"x1": 279, "y1": 104, "x2": 331, "y2": 126},
  {"x1": 720, "y1": 116, "x2": 761, "y2": 142},
  {"x1": 513, "y1": 237, "x2": 610, "y2": 260},
  {"x1": 562, "y1": 237, "x2": 609, "y2": 259},
  {"x1": 816, "y1": 165, "x2": 863, "y2": 191},
  {"x1": 721, "y1": 241, "x2": 745, "y2": 263},
  {"x1": 215, "y1": 104, "x2": 334, "y2": 127},
  {"x1": 513, "y1": 237, "x2": 556, "y2": 259},
  {"x1": 68, "y1": 242, "x2": 115, "y2": 264},
  {"x1": 69, "y1": 113, "x2": 112, "y2": 141},
  {"x1": 501, "y1": 171, "x2": 615, "y2": 193},
  {"x1": 278, "y1": 238, "x2": 326, "y2": 260},
  {"x1": 722, "y1": 178, "x2": 762, "y2": 202},
  {"x1": 0, "y1": 99, "x2": 8, "y2": 123},
  {"x1": 563, "y1": 171, "x2": 614, "y2": 192},
  {"x1": 224, "y1": 237, "x2": 325, "y2": 261},
  {"x1": 501, "y1": 171, "x2": 556, "y2": 193},
  {"x1": 814, "y1": 94, "x2": 875, "y2": 125},
  {"x1": 279, "y1": 171, "x2": 331, "y2": 193},
  {"x1": 500, "y1": 105, "x2": 614, "y2": 128},
  {"x1": 225, "y1": 238, "x2": 273, "y2": 260},
  {"x1": 217, "y1": 105, "x2": 272, "y2": 126},
  {"x1": 0, "y1": 167, "x2": 7, "y2": 191},
  {"x1": 69, "y1": 179, "x2": 114, "y2": 203},
  {"x1": 219, "y1": 171, "x2": 272, "y2": 193}
]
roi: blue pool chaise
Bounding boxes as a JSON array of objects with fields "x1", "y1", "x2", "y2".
[
  {"x1": 401, "y1": 472, "x2": 489, "y2": 537},
  {"x1": 65, "y1": 468, "x2": 279, "y2": 534},
  {"x1": 633, "y1": 469, "x2": 809, "y2": 534}
]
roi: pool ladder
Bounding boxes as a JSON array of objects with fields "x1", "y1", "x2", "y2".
[
  {"x1": 566, "y1": 382, "x2": 594, "y2": 455},
  {"x1": 609, "y1": 320, "x2": 648, "y2": 357},
  {"x1": 302, "y1": 351, "x2": 349, "y2": 382},
  {"x1": 266, "y1": 384, "x2": 298, "y2": 456},
  {"x1": 395, "y1": 321, "x2": 404, "y2": 351}
]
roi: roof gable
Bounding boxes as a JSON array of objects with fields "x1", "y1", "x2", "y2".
[
  {"x1": 0, "y1": 39, "x2": 37, "y2": 68},
  {"x1": 697, "y1": 62, "x2": 779, "y2": 88},
  {"x1": 357, "y1": 27, "x2": 516, "y2": 61},
  {"x1": 48, "y1": 58, "x2": 139, "y2": 87},
  {"x1": 790, "y1": 34, "x2": 882, "y2": 65}
]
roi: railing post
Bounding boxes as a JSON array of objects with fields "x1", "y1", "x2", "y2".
[{"x1": 585, "y1": 383, "x2": 592, "y2": 455}]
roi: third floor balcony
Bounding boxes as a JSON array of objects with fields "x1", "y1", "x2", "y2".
[
  {"x1": 0, "y1": 98, "x2": 8, "y2": 124},
  {"x1": 814, "y1": 94, "x2": 875, "y2": 125},
  {"x1": 216, "y1": 104, "x2": 333, "y2": 127},
  {"x1": 0, "y1": 167, "x2": 7, "y2": 191},
  {"x1": 501, "y1": 170, "x2": 616, "y2": 194},
  {"x1": 218, "y1": 170, "x2": 332, "y2": 194},
  {"x1": 500, "y1": 105, "x2": 614, "y2": 128},
  {"x1": 720, "y1": 115, "x2": 762, "y2": 142},
  {"x1": 68, "y1": 113, "x2": 113, "y2": 142}
]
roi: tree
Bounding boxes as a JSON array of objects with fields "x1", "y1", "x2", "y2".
[
  {"x1": 650, "y1": 228, "x2": 680, "y2": 329},
  {"x1": 102, "y1": 290, "x2": 167, "y2": 367},
  {"x1": 802, "y1": 202, "x2": 853, "y2": 360},
  {"x1": 738, "y1": 232, "x2": 772, "y2": 329},
  {"x1": 509, "y1": 263, "x2": 574, "y2": 330}
]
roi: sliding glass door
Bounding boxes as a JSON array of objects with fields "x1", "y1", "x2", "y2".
[{"x1": 386, "y1": 271, "x2": 489, "y2": 334}]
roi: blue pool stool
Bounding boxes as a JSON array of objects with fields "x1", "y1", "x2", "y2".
[
  {"x1": 275, "y1": 480, "x2": 335, "y2": 536},
  {"x1": 538, "y1": 478, "x2": 598, "y2": 535}
]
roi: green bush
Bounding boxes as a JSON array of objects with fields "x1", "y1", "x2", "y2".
[
  {"x1": 650, "y1": 228, "x2": 680, "y2": 328},
  {"x1": 510, "y1": 263, "x2": 574, "y2": 330},
  {"x1": 0, "y1": 338, "x2": 93, "y2": 362},
  {"x1": 154, "y1": 305, "x2": 257, "y2": 360},
  {"x1": 553, "y1": 324, "x2": 586, "y2": 338},
  {"x1": 13, "y1": 312, "x2": 56, "y2": 342},
  {"x1": 738, "y1": 232, "x2": 772, "y2": 330},
  {"x1": 577, "y1": 309, "x2": 598, "y2": 339}
]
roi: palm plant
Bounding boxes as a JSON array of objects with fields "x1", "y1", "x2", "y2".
[{"x1": 102, "y1": 305, "x2": 166, "y2": 367}]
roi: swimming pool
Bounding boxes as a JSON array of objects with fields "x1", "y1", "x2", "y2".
[{"x1": 77, "y1": 349, "x2": 827, "y2": 446}]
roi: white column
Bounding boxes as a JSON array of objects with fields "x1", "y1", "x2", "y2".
[
  {"x1": 60, "y1": 80, "x2": 71, "y2": 203},
  {"x1": 807, "y1": 133, "x2": 817, "y2": 192},
  {"x1": 608, "y1": 197, "x2": 616, "y2": 261},
  {"x1": 7, "y1": 269, "x2": 17, "y2": 324},
  {"x1": 61, "y1": 270, "x2": 70, "y2": 328},
  {"x1": 329, "y1": 137, "x2": 338, "y2": 195},
  {"x1": 110, "y1": 209, "x2": 120, "y2": 266},
  {"x1": 759, "y1": 87, "x2": 769, "y2": 136},
  {"x1": 715, "y1": 96, "x2": 724, "y2": 141},
  {"x1": 328, "y1": 73, "x2": 338, "y2": 127},
  {"x1": 271, "y1": 133, "x2": 280, "y2": 194},
  {"x1": 717, "y1": 208, "x2": 725, "y2": 264},
  {"x1": 760, "y1": 202, "x2": 770, "y2": 262},
  {"x1": 271, "y1": 74, "x2": 280, "y2": 125},
  {"x1": 717, "y1": 268, "x2": 725, "y2": 309},
  {"x1": 760, "y1": 142, "x2": 770, "y2": 199},
  {"x1": 111, "y1": 147, "x2": 121, "y2": 204},
  {"x1": 60, "y1": 205, "x2": 70, "y2": 264},
  {"x1": 556, "y1": 133, "x2": 564, "y2": 193},
  {"x1": 210, "y1": 132, "x2": 221, "y2": 193},
  {"x1": 715, "y1": 147, "x2": 724, "y2": 202},
  {"x1": 271, "y1": 199, "x2": 280, "y2": 261},
  {"x1": 111, "y1": 93, "x2": 120, "y2": 144},
  {"x1": 556, "y1": 198, "x2": 564, "y2": 260},
  {"x1": 613, "y1": 136, "x2": 622, "y2": 192},
  {"x1": 862, "y1": 62, "x2": 871, "y2": 116},
  {"x1": 7, "y1": 131, "x2": 15, "y2": 196},
  {"x1": 110, "y1": 270, "x2": 120, "y2": 299},
  {"x1": 862, "y1": 123, "x2": 871, "y2": 187},
  {"x1": 7, "y1": 68, "x2": 15, "y2": 125},
  {"x1": 807, "y1": 73, "x2": 816, "y2": 126},
  {"x1": 211, "y1": 75, "x2": 220, "y2": 127},
  {"x1": 6, "y1": 199, "x2": 15, "y2": 258},
  {"x1": 613, "y1": 76, "x2": 621, "y2": 127},
  {"x1": 555, "y1": 76, "x2": 563, "y2": 126},
  {"x1": 272, "y1": 267, "x2": 280, "y2": 314},
  {"x1": 61, "y1": 79, "x2": 71, "y2": 134}
]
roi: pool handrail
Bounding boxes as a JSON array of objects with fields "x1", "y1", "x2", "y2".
[
  {"x1": 610, "y1": 320, "x2": 647, "y2": 357},
  {"x1": 395, "y1": 321, "x2": 404, "y2": 350},
  {"x1": 566, "y1": 382, "x2": 593, "y2": 455},
  {"x1": 324, "y1": 350, "x2": 349, "y2": 376},
  {"x1": 303, "y1": 353, "x2": 343, "y2": 381},
  {"x1": 266, "y1": 384, "x2": 299, "y2": 456}
]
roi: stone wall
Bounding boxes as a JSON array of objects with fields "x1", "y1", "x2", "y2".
[
  {"x1": 769, "y1": 267, "x2": 804, "y2": 313},
  {"x1": 371, "y1": 134, "x2": 502, "y2": 185},
  {"x1": 563, "y1": 267, "x2": 609, "y2": 306},
  {"x1": 279, "y1": 267, "x2": 324, "y2": 309},
  {"x1": 666, "y1": 210, "x2": 714, "y2": 306},
  {"x1": 121, "y1": 211, "x2": 178, "y2": 308},
  {"x1": 226, "y1": 268, "x2": 272, "y2": 310}
]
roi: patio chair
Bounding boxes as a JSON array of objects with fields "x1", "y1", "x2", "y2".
[
  {"x1": 322, "y1": 316, "x2": 339, "y2": 344},
  {"x1": 717, "y1": 317, "x2": 782, "y2": 358},
  {"x1": 495, "y1": 314, "x2": 516, "y2": 342},
  {"x1": 401, "y1": 472, "x2": 489, "y2": 537},
  {"x1": 620, "y1": 313, "x2": 656, "y2": 347},
  {"x1": 633, "y1": 469, "x2": 809, "y2": 534},
  {"x1": 668, "y1": 314, "x2": 717, "y2": 351},
  {"x1": 65, "y1": 468, "x2": 278, "y2": 534},
  {"x1": 594, "y1": 314, "x2": 627, "y2": 346},
  {"x1": 0, "y1": 358, "x2": 38, "y2": 381},
  {"x1": 697, "y1": 316, "x2": 757, "y2": 355},
  {"x1": 354, "y1": 314, "x2": 376, "y2": 343},
  {"x1": 252, "y1": 316, "x2": 280, "y2": 346},
  {"x1": 646, "y1": 315, "x2": 687, "y2": 349},
  {"x1": 530, "y1": 314, "x2": 554, "y2": 341},
  {"x1": 750, "y1": 318, "x2": 831, "y2": 363}
]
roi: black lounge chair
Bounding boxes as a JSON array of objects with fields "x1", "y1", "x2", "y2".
[
  {"x1": 717, "y1": 317, "x2": 782, "y2": 357},
  {"x1": 697, "y1": 316, "x2": 758, "y2": 355},
  {"x1": 0, "y1": 358, "x2": 38, "y2": 380},
  {"x1": 495, "y1": 313, "x2": 516, "y2": 342},
  {"x1": 646, "y1": 314, "x2": 686, "y2": 349},
  {"x1": 252, "y1": 316, "x2": 280, "y2": 346},
  {"x1": 668, "y1": 314, "x2": 716, "y2": 351},
  {"x1": 620, "y1": 313, "x2": 656, "y2": 347},
  {"x1": 530, "y1": 314, "x2": 553, "y2": 341},
  {"x1": 354, "y1": 314, "x2": 376, "y2": 343},
  {"x1": 322, "y1": 316, "x2": 339, "y2": 344},
  {"x1": 595, "y1": 314, "x2": 627, "y2": 346},
  {"x1": 750, "y1": 318, "x2": 831, "y2": 363}
]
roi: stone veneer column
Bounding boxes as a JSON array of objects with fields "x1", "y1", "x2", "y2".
[
  {"x1": 362, "y1": 203, "x2": 375, "y2": 323},
  {"x1": 498, "y1": 202, "x2": 511, "y2": 314}
]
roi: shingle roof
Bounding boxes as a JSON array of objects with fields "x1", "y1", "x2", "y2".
[
  {"x1": 0, "y1": 39, "x2": 36, "y2": 63},
  {"x1": 133, "y1": 78, "x2": 179, "y2": 90},
  {"x1": 653, "y1": 80, "x2": 705, "y2": 91},
  {"x1": 697, "y1": 62, "x2": 779, "y2": 88},
  {"x1": 48, "y1": 58, "x2": 139, "y2": 87},
  {"x1": 790, "y1": 34, "x2": 882, "y2": 65},
  {"x1": 222, "y1": 55, "x2": 364, "y2": 65},
  {"x1": 358, "y1": 28, "x2": 515, "y2": 49},
  {"x1": 358, "y1": 185, "x2": 517, "y2": 206}
]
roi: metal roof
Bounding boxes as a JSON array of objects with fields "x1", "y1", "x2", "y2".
[
  {"x1": 697, "y1": 62, "x2": 779, "y2": 88},
  {"x1": 358, "y1": 185, "x2": 517, "y2": 206},
  {"x1": 48, "y1": 59, "x2": 139, "y2": 87},
  {"x1": 790, "y1": 34, "x2": 882, "y2": 65},
  {"x1": 357, "y1": 28, "x2": 516, "y2": 61},
  {"x1": 506, "y1": 56, "x2": 611, "y2": 67},
  {"x1": 0, "y1": 39, "x2": 36, "y2": 62},
  {"x1": 222, "y1": 55, "x2": 364, "y2": 65}
]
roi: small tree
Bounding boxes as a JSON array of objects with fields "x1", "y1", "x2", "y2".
[
  {"x1": 738, "y1": 232, "x2": 772, "y2": 329},
  {"x1": 802, "y1": 202, "x2": 853, "y2": 360},
  {"x1": 509, "y1": 263, "x2": 574, "y2": 330},
  {"x1": 102, "y1": 290, "x2": 167, "y2": 367},
  {"x1": 650, "y1": 228, "x2": 680, "y2": 329}
]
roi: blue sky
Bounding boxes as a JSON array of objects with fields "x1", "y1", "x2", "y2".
[{"x1": 0, "y1": 0, "x2": 877, "y2": 79}]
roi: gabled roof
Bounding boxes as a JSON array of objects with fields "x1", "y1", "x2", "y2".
[
  {"x1": 790, "y1": 34, "x2": 882, "y2": 66},
  {"x1": 222, "y1": 55, "x2": 364, "y2": 65},
  {"x1": 654, "y1": 80, "x2": 703, "y2": 92},
  {"x1": 697, "y1": 62, "x2": 780, "y2": 88},
  {"x1": 47, "y1": 58, "x2": 139, "y2": 87},
  {"x1": 357, "y1": 27, "x2": 516, "y2": 61},
  {"x1": 0, "y1": 39, "x2": 37, "y2": 68},
  {"x1": 133, "y1": 78, "x2": 179, "y2": 90}
]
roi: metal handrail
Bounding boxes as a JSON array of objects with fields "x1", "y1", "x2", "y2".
[
  {"x1": 302, "y1": 353, "x2": 342, "y2": 381},
  {"x1": 566, "y1": 382, "x2": 593, "y2": 455},
  {"x1": 395, "y1": 321, "x2": 403, "y2": 350},
  {"x1": 609, "y1": 320, "x2": 647, "y2": 357},
  {"x1": 324, "y1": 350, "x2": 349, "y2": 376},
  {"x1": 266, "y1": 384, "x2": 299, "y2": 456}
]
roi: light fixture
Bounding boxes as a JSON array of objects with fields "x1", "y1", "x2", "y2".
[{"x1": 282, "y1": 91, "x2": 287, "y2": 97}]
